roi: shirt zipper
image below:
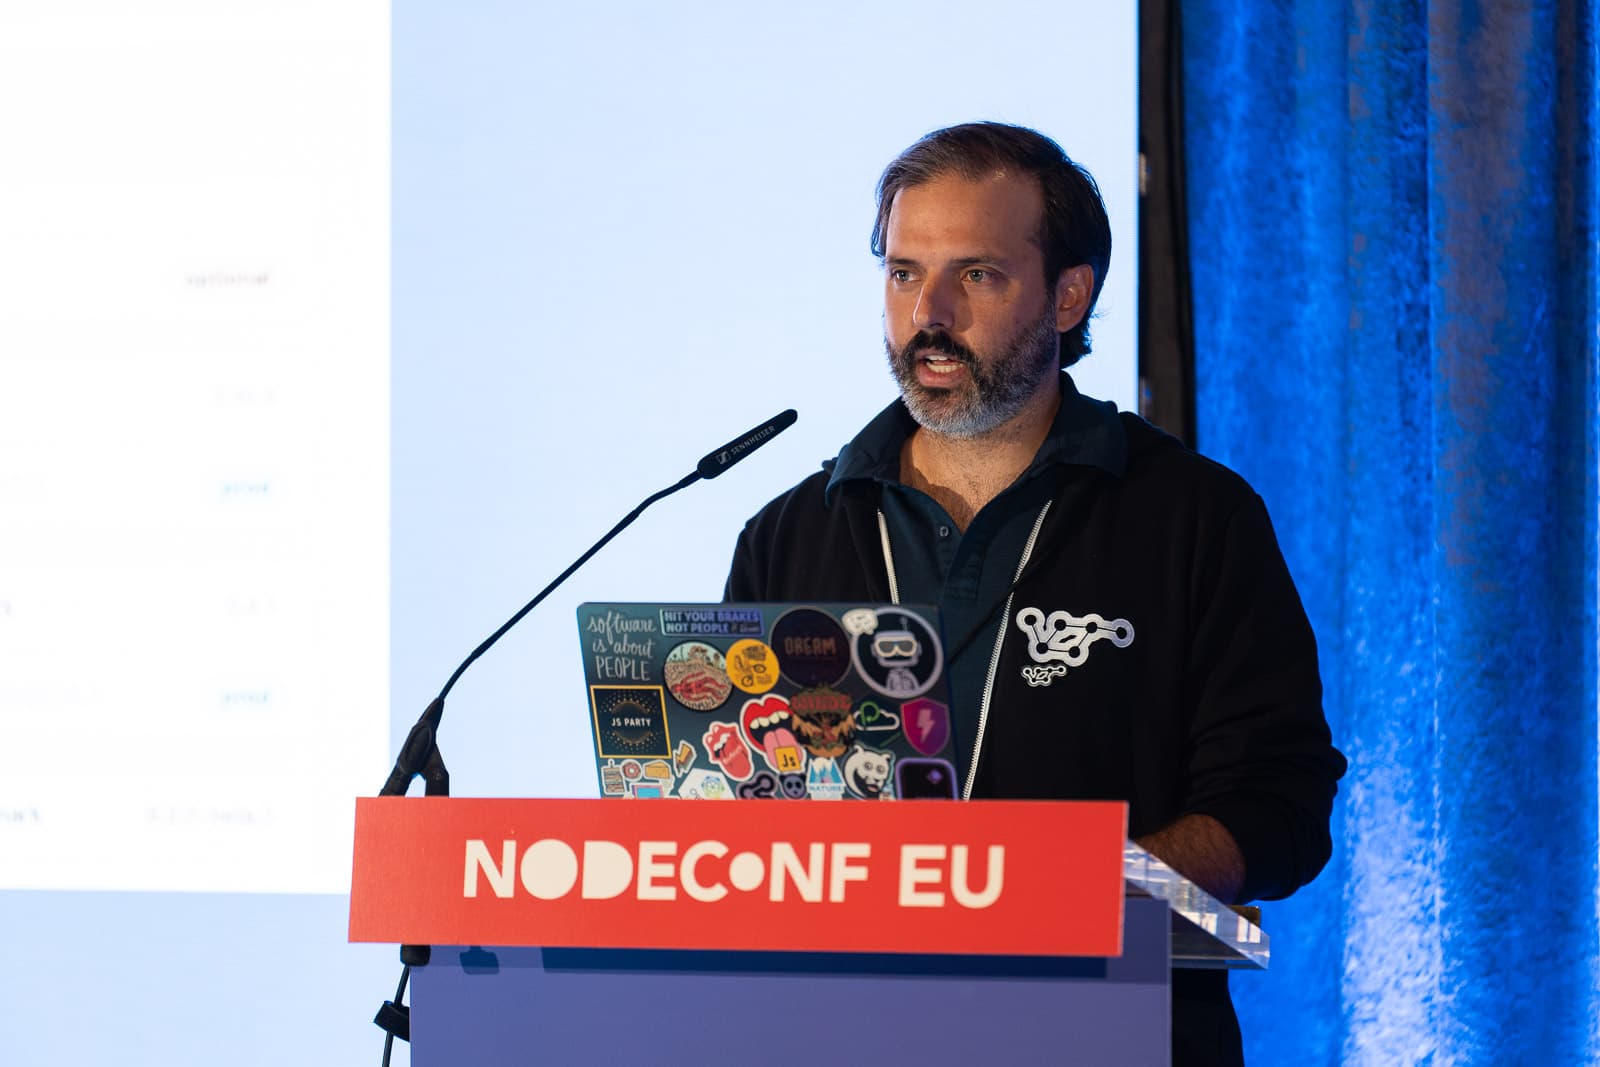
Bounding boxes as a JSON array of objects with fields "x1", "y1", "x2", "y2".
[
  {"x1": 876, "y1": 509, "x2": 901, "y2": 604},
  {"x1": 874, "y1": 501, "x2": 1053, "y2": 800},
  {"x1": 964, "y1": 501, "x2": 1051, "y2": 800}
]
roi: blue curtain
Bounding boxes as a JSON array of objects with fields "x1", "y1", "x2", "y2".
[{"x1": 1182, "y1": 1, "x2": 1599, "y2": 1061}]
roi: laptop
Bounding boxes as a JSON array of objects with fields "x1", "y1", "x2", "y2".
[{"x1": 577, "y1": 603, "x2": 958, "y2": 801}]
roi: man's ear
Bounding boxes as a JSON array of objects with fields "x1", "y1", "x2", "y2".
[{"x1": 1054, "y1": 265, "x2": 1095, "y2": 333}]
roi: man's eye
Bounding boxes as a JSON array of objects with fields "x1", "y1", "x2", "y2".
[
  {"x1": 890, "y1": 269, "x2": 912, "y2": 283},
  {"x1": 965, "y1": 269, "x2": 990, "y2": 283}
]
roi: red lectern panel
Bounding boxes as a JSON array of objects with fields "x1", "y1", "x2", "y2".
[{"x1": 349, "y1": 797, "x2": 1127, "y2": 957}]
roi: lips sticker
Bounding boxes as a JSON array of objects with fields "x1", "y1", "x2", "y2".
[
  {"x1": 740, "y1": 694, "x2": 806, "y2": 775},
  {"x1": 703, "y1": 720, "x2": 754, "y2": 782}
]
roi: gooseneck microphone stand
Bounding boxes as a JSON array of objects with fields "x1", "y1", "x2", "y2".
[{"x1": 371, "y1": 409, "x2": 796, "y2": 1066}]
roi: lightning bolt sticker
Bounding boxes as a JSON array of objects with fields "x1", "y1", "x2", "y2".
[{"x1": 899, "y1": 698, "x2": 951, "y2": 756}]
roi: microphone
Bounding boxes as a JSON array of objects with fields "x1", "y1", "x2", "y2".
[
  {"x1": 379, "y1": 408, "x2": 799, "y2": 799},
  {"x1": 697, "y1": 409, "x2": 798, "y2": 480},
  {"x1": 371, "y1": 408, "x2": 799, "y2": 1053}
]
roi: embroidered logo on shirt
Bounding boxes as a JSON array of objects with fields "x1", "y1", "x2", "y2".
[{"x1": 1014, "y1": 607, "x2": 1135, "y2": 687}]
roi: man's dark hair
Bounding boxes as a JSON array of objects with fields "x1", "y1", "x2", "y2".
[{"x1": 870, "y1": 122, "x2": 1112, "y2": 367}]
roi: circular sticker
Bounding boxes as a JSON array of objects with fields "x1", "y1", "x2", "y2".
[
  {"x1": 849, "y1": 608, "x2": 944, "y2": 700},
  {"x1": 771, "y1": 607, "x2": 852, "y2": 688},
  {"x1": 726, "y1": 638, "x2": 778, "y2": 694},
  {"x1": 663, "y1": 640, "x2": 733, "y2": 711}
]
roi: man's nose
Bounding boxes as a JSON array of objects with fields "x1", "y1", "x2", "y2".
[{"x1": 912, "y1": 275, "x2": 955, "y2": 330}]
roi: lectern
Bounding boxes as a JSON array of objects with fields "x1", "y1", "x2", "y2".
[{"x1": 350, "y1": 798, "x2": 1266, "y2": 1067}]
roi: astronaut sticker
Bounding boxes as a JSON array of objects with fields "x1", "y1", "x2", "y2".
[{"x1": 849, "y1": 608, "x2": 943, "y2": 700}]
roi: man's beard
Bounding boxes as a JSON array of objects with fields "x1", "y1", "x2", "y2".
[{"x1": 885, "y1": 307, "x2": 1060, "y2": 439}]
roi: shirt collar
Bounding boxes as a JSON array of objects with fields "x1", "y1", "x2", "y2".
[{"x1": 824, "y1": 372, "x2": 1127, "y2": 503}]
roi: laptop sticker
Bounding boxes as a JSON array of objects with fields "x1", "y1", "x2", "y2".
[
  {"x1": 901, "y1": 697, "x2": 951, "y2": 755},
  {"x1": 740, "y1": 694, "x2": 805, "y2": 775},
  {"x1": 726, "y1": 638, "x2": 778, "y2": 695},
  {"x1": 703, "y1": 720, "x2": 755, "y2": 782},
  {"x1": 896, "y1": 758, "x2": 959, "y2": 800},
  {"x1": 842, "y1": 744, "x2": 894, "y2": 800},
  {"x1": 790, "y1": 686, "x2": 856, "y2": 758},
  {"x1": 771, "y1": 607, "x2": 852, "y2": 687},
  {"x1": 591, "y1": 686, "x2": 671, "y2": 759},
  {"x1": 663, "y1": 640, "x2": 733, "y2": 711},
  {"x1": 851, "y1": 608, "x2": 943, "y2": 700}
]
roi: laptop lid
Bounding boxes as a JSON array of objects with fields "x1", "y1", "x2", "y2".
[{"x1": 577, "y1": 603, "x2": 957, "y2": 801}]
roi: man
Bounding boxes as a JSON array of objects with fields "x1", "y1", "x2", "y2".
[{"x1": 723, "y1": 122, "x2": 1345, "y2": 1063}]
